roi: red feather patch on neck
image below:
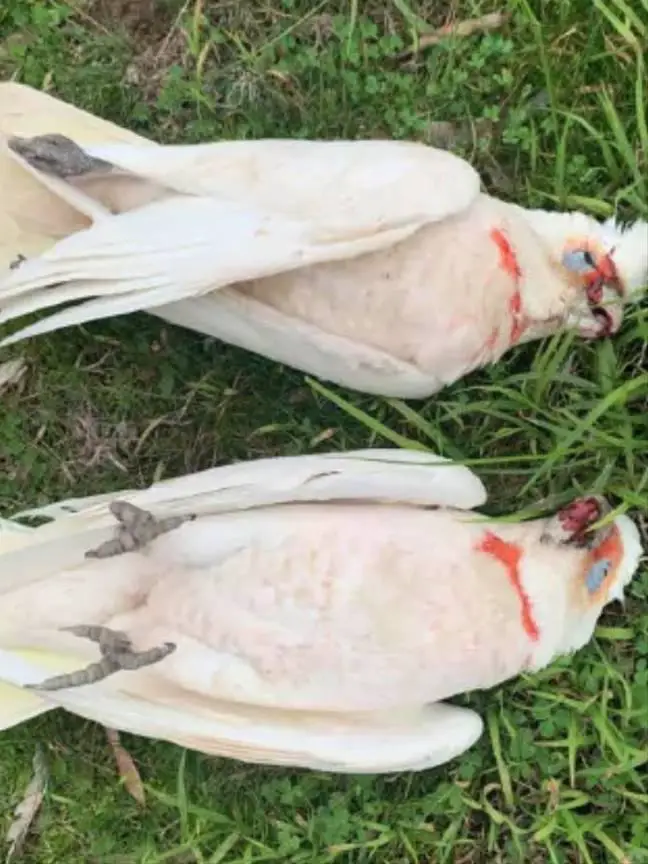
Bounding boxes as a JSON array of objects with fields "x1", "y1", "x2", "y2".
[
  {"x1": 490, "y1": 228, "x2": 527, "y2": 344},
  {"x1": 478, "y1": 531, "x2": 540, "y2": 642}
]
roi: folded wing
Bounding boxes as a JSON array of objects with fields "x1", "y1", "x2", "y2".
[{"x1": 0, "y1": 82, "x2": 481, "y2": 346}]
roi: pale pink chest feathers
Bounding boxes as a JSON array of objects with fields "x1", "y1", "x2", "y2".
[
  {"x1": 236, "y1": 195, "x2": 567, "y2": 384},
  {"x1": 133, "y1": 505, "x2": 574, "y2": 711}
]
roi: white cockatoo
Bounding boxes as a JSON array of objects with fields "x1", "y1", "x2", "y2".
[
  {"x1": 0, "y1": 83, "x2": 646, "y2": 398},
  {"x1": 0, "y1": 449, "x2": 642, "y2": 774}
]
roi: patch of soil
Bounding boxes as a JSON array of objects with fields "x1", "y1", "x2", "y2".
[
  {"x1": 86, "y1": 0, "x2": 188, "y2": 103},
  {"x1": 87, "y1": 0, "x2": 180, "y2": 42}
]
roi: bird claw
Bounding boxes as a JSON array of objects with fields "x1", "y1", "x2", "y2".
[
  {"x1": 61, "y1": 624, "x2": 132, "y2": 655},
  {"x1": 9, "y1": 253, "x2": 27, "y2": 270},
  {"x1": 85, "y1": 500, "x2": 195, "y2": 559},
  {"x1": 28, "y1": 625, "x2": 176, "y2": 691},
  {"x1": 8, "y1": 133, "x2": 113, "y2": 178},
  {"x1": 541, "y1": 495, "x2": 612, "y2": 548}
]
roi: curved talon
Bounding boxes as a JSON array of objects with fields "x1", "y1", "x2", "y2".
[
  {"x1": 112, "y1": 642, "x2": 176, "y2": 671},
  {"x1": 85, "y1": 500, "x2": 195, "y2": 559},
  {"x1": 28, "y1": 625, "x2": 176, "y2": 691}
]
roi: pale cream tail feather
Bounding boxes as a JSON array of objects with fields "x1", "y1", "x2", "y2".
[
  {"x1": 0, "y1": 643, "x2": 101, "y2": 730},
  {"x1": 0, "y1": 83, "x2": 147, "y2": 145},
  {"x1": 0, "y1": 521, "x2": 53, "y2": 728},
  {"x1": 0, "y1": 681, "x2": 51, "y2": 729}
]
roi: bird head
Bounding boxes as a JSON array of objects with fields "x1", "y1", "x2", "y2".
[
  {"x1": 518, "y1": 206, "x2": 647, "y2": 338},
  {"x1": 537, "y1": 495, "x2": 644, "y2": 656},
  {"x1": 560, "y1": 219, "x2": 647, "y2": 338}
]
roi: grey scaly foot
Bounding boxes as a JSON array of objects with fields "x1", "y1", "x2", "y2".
[
  {"x1": 28, "y1": 625, "x2": 176, "y2": 692},
  {"x1": 62, "y1": 624, "x2": 133, "y2": 655},
  {"x1": 62, "y1": 625, "x2": 175, "y2": 671},
  {"x1": 86, "y1": 500, "x2": 195, "y2": 560},
  {"x1": 27, "y1": 656, "x2": 122, "y2": 691},
  {"x1": 9, "y1": 253, "x2": 27, "y2": 270},
  {"x1": 8, "y1": 133, "x2": 114, "y2": 178}
]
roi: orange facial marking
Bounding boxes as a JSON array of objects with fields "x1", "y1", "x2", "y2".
[
  {"x1": 591, "y1": 528, "x2": 623, "y2": 565},
  {"x1": 596, "y1": 254, "x2": 619, "y2": 283},
  {"x1": 478, "y1": 531, "x2": 540, "y2": 642},
  {"x1": 490, "y1": 228, "x2": 527, "y2": 344},
  {"x1": 582, "y1": 525, "x2": 624, "y2": 600}
]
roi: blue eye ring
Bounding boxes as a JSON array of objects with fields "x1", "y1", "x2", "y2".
[
  {"x1": 562, "y1": 249, "x2": 597, "y2": 274},
  {"x1": 585, "y1": 558, "x2": 611, "y2": 593}
]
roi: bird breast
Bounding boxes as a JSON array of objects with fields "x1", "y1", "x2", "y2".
[
  {"x1": 233, "y1": 197, "x2": 526, "y2": 379},
  {"x1": 117, "y1": 504, "x2": 537, "y2": 710}
]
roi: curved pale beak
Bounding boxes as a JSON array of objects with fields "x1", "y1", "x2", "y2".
[
  {"x1": 592, "y1": 253, "x2": 622, "y2": 292},
  {"x1": 561, "y1": 247, "x2": 626, "y2": 338},
  {"x1": 564, "y1": 287, "x2": 625, "y2": 339}
]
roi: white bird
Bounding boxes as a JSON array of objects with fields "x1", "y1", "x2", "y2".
[
  {"x1": 0, "y1": 82, "x2": 646, "y2": 398},
  {"x1": 0, "y1": 448, "x2": 641, "y2": 774}
]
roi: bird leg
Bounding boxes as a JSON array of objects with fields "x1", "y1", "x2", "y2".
[
  {"x1": 9, "y1": 253, "x2": 27, "y2": 270},
  {"x1": 8, "y1": 133, "x2": 114, "y2": 178},
  {"x1": 27, "y1": 657, "x2": 121, "y2": 692},
  {"x1": 28, "y1": 625, "x2": 176, "y2": 692},
  {"x1": 85, "y1": 500, "x2": 195, "y2": 559},
  {"x1": 27, "y1": 502, "x2": 187, "y2": 691},
  {"x1": 541, "y1": 495, "x2": 612, "y2": 548}
]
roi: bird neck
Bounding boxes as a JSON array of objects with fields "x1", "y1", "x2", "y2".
[{"x1": 485, "y1": 519, "x2": 600, "y2": 670}]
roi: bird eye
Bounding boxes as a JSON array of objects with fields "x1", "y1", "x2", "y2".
[
  {"x1": 585, "y1": 558, "x2": 611, "y2": 593},
  {"x1": 562, "y1": 248, "x2": 597, "y2": 274}
]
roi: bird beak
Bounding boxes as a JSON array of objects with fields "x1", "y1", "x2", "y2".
[
  {"x1": 561, "y1": 247, "x2": 626, "y2": 338},
  {"x1": 584, "y1": 253, "x2": 626, "y2": 337},
  {"x1": 595, "y1": 253, "x2": 619, "y2": 285},
  {"x1": 565, "y1": 286, "x2": 625, "y2": 339},
  {"x1": 585, "y1": 252, "x2": 624, "y2": 301}
]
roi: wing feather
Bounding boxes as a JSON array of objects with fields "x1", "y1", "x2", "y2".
[
  {"x1": 0, "y1": 193, "x2": 430, "y2": 346},
  {"x1": 0, "y1": 644, "x2": 482, "y2": 773},
  {"x1": 1, "y1": 449, "x2": 485, "y2": 594},
  {"x1": 0, "y1": 83, "x2": 481, "y2": 233},
  {"x1": 82, "y1": 137, "x2": 481, "y2": 230},
  {"x1": 13, "y1": 448, "x2": 487, "y2": 522}
]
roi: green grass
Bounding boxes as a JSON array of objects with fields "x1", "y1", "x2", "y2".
[{"x1": 1, "y1": 0, "x2": 647, "y2": 861}]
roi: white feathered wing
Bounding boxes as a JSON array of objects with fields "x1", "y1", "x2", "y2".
[{"x1": 0, "y1": 82, "x2": 482, "y2": 396}]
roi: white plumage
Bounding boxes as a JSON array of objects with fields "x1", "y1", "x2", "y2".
[
  {"x1": 0, "y1": 449, "x2": 641, "y2": 773},
  {"x1": 0, "y1": 82, "x2": 645, "y2": 397}
]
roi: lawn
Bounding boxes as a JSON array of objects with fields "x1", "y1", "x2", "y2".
[{"x1": 0, "y1": 0, "x2": 647, "y2": 861}]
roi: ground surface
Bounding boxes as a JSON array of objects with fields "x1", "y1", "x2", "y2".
[{"x1": 0, "y1": 0, "x2": 647, "y2": 861}]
